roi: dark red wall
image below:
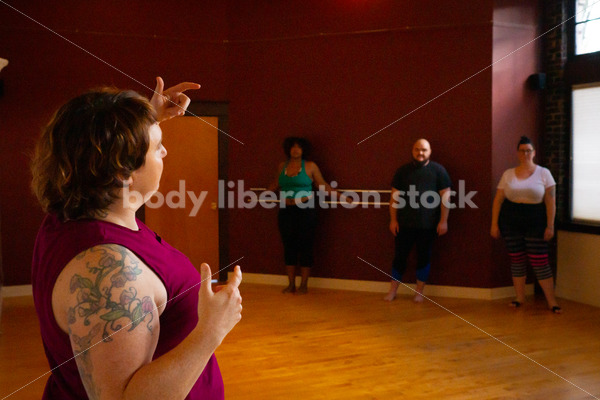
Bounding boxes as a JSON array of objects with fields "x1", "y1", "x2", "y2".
[
  {"x1": 225, "y1": 1, "x2": 495, "y2": 285},
  {"x1": 0, "y1": 0, "x2": 542, "y2": 288}
]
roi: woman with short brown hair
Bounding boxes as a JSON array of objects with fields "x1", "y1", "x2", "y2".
[{"x1": 31, "y1": 78, "x2": 243, "y2": 400}]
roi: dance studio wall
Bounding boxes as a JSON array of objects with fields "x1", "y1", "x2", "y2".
[
  {"x1": 0, "y1": 0, "x2": 542, "y2": 289},
  {"x1": 225, "y1": 0, "x2": 542, "y2": 288}
]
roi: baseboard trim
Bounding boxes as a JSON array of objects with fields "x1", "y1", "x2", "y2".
[
  {"x1": 0, "y1": 278, "x2": 533, "y2": 301},
  {"x1": 230, "y1": 273, "x2": 533, "y2": 300},
  {"x1": 1, "y1": 285, "x2": 33, "y2": 298}
]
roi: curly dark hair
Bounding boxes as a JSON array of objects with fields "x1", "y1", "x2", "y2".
[
  {"x1": 282, "y1": 136, "x2": 311, "y2": 159},
  {"x1": 31, "y1": 87, "x2": 157, "y2": 221}
]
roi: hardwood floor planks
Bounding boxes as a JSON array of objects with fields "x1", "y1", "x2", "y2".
[{"x1": 1, "y1": 283, "x2": 599, "y2": 399}]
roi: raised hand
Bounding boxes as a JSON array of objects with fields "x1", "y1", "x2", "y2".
[
  {"x1": 150, "y1": 76, "x2": 201, "y2": 122},
  {"x1": 196, "y1": 263, "x2": 243, "y2": 349}
]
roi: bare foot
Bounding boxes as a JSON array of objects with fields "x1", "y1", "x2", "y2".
[
  {"x1": 297, "y1": 285, "x2": 308, "y2": 295},
  {"x1": 383, "y1": 291, "x2": 397, "y2": 301},
  {"x1": 282, "y1": 285, "x2": 296, "y2": 294},
  {"x1": 413, "y1": 293, "x2": 424, "y2": 303}
]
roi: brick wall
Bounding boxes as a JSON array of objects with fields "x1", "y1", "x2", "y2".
[{"x1": 542, "y1": 0, "x2": 568, "y2": 223}]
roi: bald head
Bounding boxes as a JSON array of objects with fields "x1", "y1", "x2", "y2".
[
  {"x1": 412, "y1": 139, "x2": 431, "y2": 165},
  {"x1": 414, "y1": 138, "x2": 431, "y2": 149}
]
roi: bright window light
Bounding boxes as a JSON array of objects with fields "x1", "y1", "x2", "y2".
[
  {"x1": 575, "y1": 1, "x2": 600, "y2": 55},
  {"x1": 571, "y1": 83, "x2": 600, "y2": 223}
]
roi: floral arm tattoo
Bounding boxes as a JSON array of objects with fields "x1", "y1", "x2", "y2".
[
  {"x1": 69, "y1": 244, "x2": 155, "y2": 340},
  {"x1": 68, "y1": 245, "x2": 156, "y2": 398}
]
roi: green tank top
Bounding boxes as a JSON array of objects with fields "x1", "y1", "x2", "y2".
[{"x1": 278, "y1": 160, "x2": 313, "y2": 199}]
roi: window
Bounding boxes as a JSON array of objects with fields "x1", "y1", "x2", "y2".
[
  {"x1": 565, "y1": 1, "x2": 600, "y2": 231},
  {"x1": 575, "y1": 0, "x2": 600, "y2": 55},
  {"x1": 571, "y1": 84, "x2": 600, "y2": 224}
]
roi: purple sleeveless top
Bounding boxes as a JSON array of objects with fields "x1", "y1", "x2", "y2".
[{"x1": 31, "y1": 214, "x2": 224, "y2": 399}]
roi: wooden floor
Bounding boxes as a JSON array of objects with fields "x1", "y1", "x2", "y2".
[{"x1": 1, "y1": 284, "x2": 600, "y2": 400}]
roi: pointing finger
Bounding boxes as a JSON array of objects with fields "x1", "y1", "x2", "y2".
[{"x1": 165, "y1": 82, "x2": 201, "y2": 94}]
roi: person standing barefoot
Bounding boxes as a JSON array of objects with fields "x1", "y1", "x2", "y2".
[
  {"x1": 385, "y1": 139, "x2": 451, "y2": 303},
  {"x1": 268, "y1": 137, "x2": 336, "y2": 294}
]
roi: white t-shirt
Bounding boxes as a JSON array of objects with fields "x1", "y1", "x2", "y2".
[{"x1": 497, "y1": 166, "x2": 556, "y2": 204}]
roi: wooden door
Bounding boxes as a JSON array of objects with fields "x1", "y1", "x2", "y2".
[{"x1": 145, "y1": 116, "x2": 219, "y2": 272}]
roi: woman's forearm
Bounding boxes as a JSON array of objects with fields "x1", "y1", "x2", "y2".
[{"x1": 123, "y1": 328, "x2": 218, "y2": 400}]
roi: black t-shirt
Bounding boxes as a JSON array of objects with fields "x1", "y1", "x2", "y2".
[{"x1": 391, "y1": 161, "x2": 452, "y2": 229}]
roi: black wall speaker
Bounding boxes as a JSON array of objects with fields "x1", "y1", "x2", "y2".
[{"x1": 527, "y1": 73, "x2": 546, "y2": 90}]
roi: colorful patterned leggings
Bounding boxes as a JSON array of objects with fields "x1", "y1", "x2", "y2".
[{"x1": 503, "y1": 235, "x2": 552, "y2": 280}]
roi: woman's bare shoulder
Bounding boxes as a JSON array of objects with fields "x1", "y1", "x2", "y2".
[
  {"x1": 51, "y1": 243, "x2": 166, "y2": 397},
  {"x1": 53, "y1": 244, "x2": 166, "y2": 332},
  {"x1": 304, "y1": 160, "x2": 318, "y2": 170}
]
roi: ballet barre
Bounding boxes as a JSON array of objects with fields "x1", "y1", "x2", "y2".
[
  {"x1": 247, "y1": 188, "x2": 391, "y2": 206},
  {"x1": 248, "y1": 188, "x2": 392, "y2": 193}
]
